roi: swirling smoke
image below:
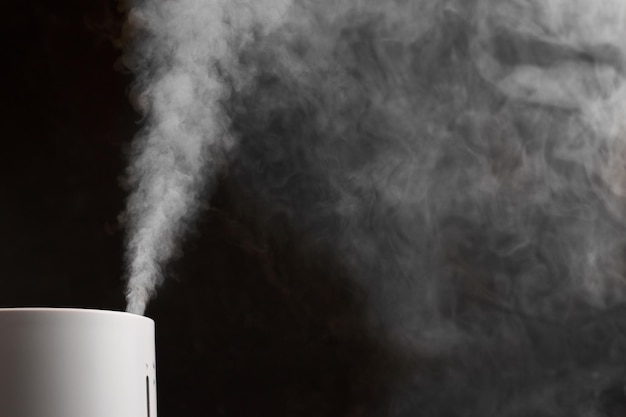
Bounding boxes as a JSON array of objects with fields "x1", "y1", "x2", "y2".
[{"x1": 121, "y1": 0, "x2": 626, "y2": 414}]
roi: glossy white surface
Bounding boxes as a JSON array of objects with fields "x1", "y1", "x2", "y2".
[{"x1": 0, "y1": 308, "x2": 156, "y2": 417}]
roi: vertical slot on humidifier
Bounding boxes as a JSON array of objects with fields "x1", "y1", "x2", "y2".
[{"x1": 146, "y1": 375, "x2": 151, "y2": 417}]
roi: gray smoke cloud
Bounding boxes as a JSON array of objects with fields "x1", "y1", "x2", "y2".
[{"x1": 122, "y1": 0, "x2": 626, "y2": 413}]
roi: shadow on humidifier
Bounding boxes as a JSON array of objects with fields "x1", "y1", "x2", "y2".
[{"x1": 0, "y1": 308, "x2": 157, "y2": 417}]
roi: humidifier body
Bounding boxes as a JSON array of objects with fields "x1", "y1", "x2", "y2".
[{"x1": 0, "y1": 308, "x2": 156, "y2": 417}]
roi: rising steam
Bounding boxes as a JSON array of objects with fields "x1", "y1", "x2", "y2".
[
  {"x1": 122, "y1": 0, "x2": 626, "y2": 413},
  {"x1": 120, "y1": 0, "x2": 288, "y2": 314}
]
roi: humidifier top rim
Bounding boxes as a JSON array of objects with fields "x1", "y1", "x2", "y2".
[{"x1": 0, "y1": 307, "x2": 153, "y2": 323}]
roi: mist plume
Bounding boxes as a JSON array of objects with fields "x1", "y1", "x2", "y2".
[
  {"x1": 122, "y1": 0, "x2": 626, "y2": 413},
  {"x1": 119, "y1": 0, "x2": 288, "y2": 315}
]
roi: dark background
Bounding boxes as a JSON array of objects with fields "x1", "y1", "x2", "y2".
[{"x1": 2, "y1": 1, "x2": 403, "y2": 416}]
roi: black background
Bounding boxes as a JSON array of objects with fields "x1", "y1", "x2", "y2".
[{"x1": 2, "y1": 2, "x2": 402, "y2": 416}]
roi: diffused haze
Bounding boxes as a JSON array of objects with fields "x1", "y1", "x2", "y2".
[{"x1": 122, "y1": 0, "x2": 626, "y2": 414}]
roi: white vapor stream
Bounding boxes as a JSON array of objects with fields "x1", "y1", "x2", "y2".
[
  {"x1": 122, "y1": 0, "x2": 229, "y2": 315},
  {"x1": 121, "y1": 0, "x2": 290, "y2": 315}
]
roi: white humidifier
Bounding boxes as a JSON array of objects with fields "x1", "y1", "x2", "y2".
[{"x1": 0, "y1": 308, "x2": 157, "y2": 417}]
